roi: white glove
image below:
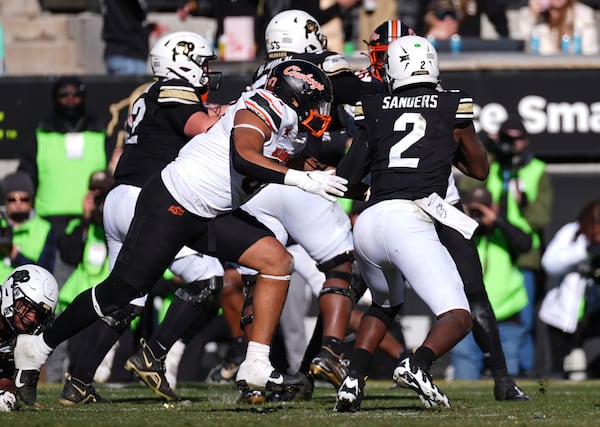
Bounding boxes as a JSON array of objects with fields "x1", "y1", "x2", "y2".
[
  {"x1": 0, "y1": 390, "x2": 16, "y2": 412},
  {"x1": 284, "y1": 169, "x2": 348, "y2": 202}
]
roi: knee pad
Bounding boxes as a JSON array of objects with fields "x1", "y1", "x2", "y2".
[
  {"x1": 317, "y1": 251, "x2": 353, "y2": 273},
  {"x1": 93, "y1": 274, "x2": 145, "y2": 317},
  {"x1": 364, "y1": 303, "x2": 401, "y2": 329},
  {"x1": 318, "y1": 285, "x2": 352, "y2": 300},
  {"x1": 175, "y1": 277, "x2": 224, "y2": 310},
  {"x1": 102, "y1": 304, "x2": 144, "y2": 333},
  {"x1": 240, "y1": 276, "x2": 256, "y2": 330}
]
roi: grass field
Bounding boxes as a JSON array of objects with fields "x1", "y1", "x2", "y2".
[{"x1": 4, "y1": 379, "x2": 600, "y2": 426}]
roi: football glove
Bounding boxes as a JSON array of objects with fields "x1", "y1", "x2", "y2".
[{"x1": 284, "y1": 169, "x2": 348, "y2": 202}]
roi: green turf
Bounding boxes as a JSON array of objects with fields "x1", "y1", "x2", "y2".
[{"x1": 5, "y1": 379, "x2": 600, "y2": 426}]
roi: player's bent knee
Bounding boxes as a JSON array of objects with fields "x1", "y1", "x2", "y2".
[{"x1": 94, "y1": 274, "x2": 145, "y2": 316}]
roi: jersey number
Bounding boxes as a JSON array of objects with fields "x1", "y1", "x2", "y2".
[
  {"x1": 126, "y1": 98, "x2": 147, "y2": 144},
  {"x1": 388, "y1": 112, "x2": 426, "y2": 168}
]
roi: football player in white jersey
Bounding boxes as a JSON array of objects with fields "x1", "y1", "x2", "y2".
[
  {"x1": 57, "y1": 31, "x2": 226, "y2": 404},
  {"x1": 236, "y1": 10, "x2": 372, "y2": 395},
  {"x1": 12, "y1": 59, "x2": 347, "y2": 407},
  {"x1": 334, "y1": 36, "x2": 489, "y2": 411}
]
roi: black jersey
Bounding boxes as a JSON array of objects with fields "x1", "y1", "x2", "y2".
[
  {"x1": 337, "y1": 84, "x2": 474, "y2": 202},
  {"x1": 113, "y1": 78, "x2": 208, "y2": 187}
]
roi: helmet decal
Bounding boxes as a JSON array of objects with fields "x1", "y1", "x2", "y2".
[{"x1": 283, "y1": 65, "x2": 326, "y2": 92}]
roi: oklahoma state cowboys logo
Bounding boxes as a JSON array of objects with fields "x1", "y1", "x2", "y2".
[
  {"x1": 168, "y1": 205, "x2": 185, "y2": 216},
  {"x1": 283, "y1": 65, "x2": 325, "y2": 91}
]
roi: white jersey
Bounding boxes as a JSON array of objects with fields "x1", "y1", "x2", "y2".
[{"x1": 162, "y1": 89, "x2": 302, "y2": 218}]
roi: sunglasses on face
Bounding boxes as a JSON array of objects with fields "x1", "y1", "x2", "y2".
[
  {"x1": 6, "y1": 196, "x2": 31, "y2": 203},
  {"x1": 57, "y1": 89, "x2": 83, "y2": 98},
  {"x1": 437, "y1": 11, "x2": 458, "y2": 20}
]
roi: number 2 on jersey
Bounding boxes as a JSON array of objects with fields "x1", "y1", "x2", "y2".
[{"x1": 388, "y1": 112, "x2": 426, "y2": 168}]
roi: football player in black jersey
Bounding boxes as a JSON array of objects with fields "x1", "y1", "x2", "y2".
[
  {"x1": 55, "y1": 31, "x2": 227, "y2": 404},
  {"x1": 355, "y1": 19, "x2": 530, "y2": 403},
  {"x1": 334, "y1": 35, "x2": 489, "y2": 411}
]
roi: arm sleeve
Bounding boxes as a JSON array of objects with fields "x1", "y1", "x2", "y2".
[{"x1": 336, "y1": 128, "x2": 371, "y2": 185}]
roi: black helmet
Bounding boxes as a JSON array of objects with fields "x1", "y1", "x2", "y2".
[
  {"x1": 266, "y1": 59, "x2": 333, "y2": 137},
  {"x1": 367, "y1": 19, "x2": 411, "y2": 81}
]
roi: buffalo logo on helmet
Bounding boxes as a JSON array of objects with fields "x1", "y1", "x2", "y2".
[
  {"x1": 283, "y1": 64, "x2": 326, "y2": 92},
  {"x1": 172, "y1": 41, "x2": 194, "y2": 61},
  {"x1": 305, "y1": 19, "x2": 319, "y2": 37}
]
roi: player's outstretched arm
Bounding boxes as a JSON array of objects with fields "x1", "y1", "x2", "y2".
[{"x1": 454, "y1": 124, "x2": 489, "y2": 181}]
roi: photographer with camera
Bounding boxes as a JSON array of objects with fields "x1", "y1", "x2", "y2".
[
  {"x1": 451, "y1": 186, "x2": 533, "y2": 379},
  {"x1": 0, "y1": 172, "x2": 57, "y2": 282},
  {"x1": 460, "y1": 115, "x2": 552, "y2": 376},
  {"x1": 539, "y1": 199, "x2": 600, "y2": 380}
]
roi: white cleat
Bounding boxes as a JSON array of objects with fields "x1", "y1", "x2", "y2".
[{"x1": 393, "y1": 357, "x2": 450, "y2": 409}]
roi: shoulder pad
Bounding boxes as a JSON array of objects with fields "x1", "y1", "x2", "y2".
[
  {"x1": 157, "y1": 79, "x2": 200, "y2": 105},
  {"x1": 322, "y1": 54, "x2": 351, "y2": 76}
]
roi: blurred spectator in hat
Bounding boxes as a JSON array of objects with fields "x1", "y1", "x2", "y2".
[
  {"x1": 17, "y1": 76, "x2": 110, "y2": 246},
  {"x1": 0, "y1": 172, "x2": 57, "y2": 281}
]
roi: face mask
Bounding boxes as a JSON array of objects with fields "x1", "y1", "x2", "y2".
[{"x1": 9, "y1": 211, "x2": 30, "y2": 223}]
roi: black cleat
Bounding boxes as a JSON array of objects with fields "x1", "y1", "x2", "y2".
[
  {"x1": 494, "y1": 378, "x2": 530, "y2": 401},
  {"x1": 59, "y1": 374, "x2": 110, "y2": 405},
  {"x1": 124, "y1": 339, "x2": 179, "y2": 401},
  {"x1": 14, "y1": 369, "x2": 40, "y2": 406},
  {"x1": 309, "y1": 345, "x2": 349, "y2": 388}
]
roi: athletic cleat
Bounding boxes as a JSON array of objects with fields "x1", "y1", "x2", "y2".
[
  {"x1": 268, "y1": 371, "x2": 313, "y2": 402},
  {"x1": 206, "y1": 360, "x2": 241, "y2": 384},
  {"x1": 334, "y1": 373, "x2": 365, "y2": 412},
  {"x1": 14, "y1": 369, "x2": 40, "y2": 406},
  {"x1": 308, "y1": 346, "x2": 349, "y2": 388},
  {"x1": 59, "y1": 374, "x2": 110, "y2": 405},
  {"x1": 236, "y1": 358, "x2": 304, "y2": 404},
  {"x1": 124, "y1": 339, "x2": 179, "y2": 401},
  {"x1": 13, "y1": 334, "x2": 52, "y2": 405},
  {"x1": 494, "y1": 378, "x2": 530, "y2": 401},
  {"x1": 393, "y1": 357, "x2": 450, "y2": 409}
]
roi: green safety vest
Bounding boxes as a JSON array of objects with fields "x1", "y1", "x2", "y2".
[
  {"x1": 34, "y1": 129, "x2": 107, "y2": 217},
  {"x1": 58, "y1": 221, "x2": 109, "y2": 312},
  {"x1": 486, "y1": 159, "x2": 546, "y2": 253},
  {"x1": 0, "y1": 216, "x2": 53, "y2": 282},
  {"x1": 476, "y1": 229, "x2": 529, "y2": 321}
]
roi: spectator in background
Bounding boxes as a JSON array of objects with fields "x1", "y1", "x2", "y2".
[
  {"x1": 539, "y1": 199, "x2": 600, "y2": 380},
  {"x1": 516, "y1": 0, "x2": 599, "y2": 54},
  {"x1": 460, "y1": 115, "x2": 553, "y2": 377},
  {"x1": 18, "y1": 76, "x2": 109, "y2": 250},
  {"x1": 423, "y1": 0, "x2": 509, "y2": 40},
  {"x1": 100, "y1": 0, "x2": 162, "y2": 75},
  {"x1": 177, "y1": 0, "x2": 260, "y2": 60},
  {"x1": 0, "y1": 172, "x2": 57, "y2": 281},
  {"x1": 451, "y1": 186, "x2": 532, "y2": 379},
  {"x1": 424, "y1": 0, "x2": 462, "y2": 40}
]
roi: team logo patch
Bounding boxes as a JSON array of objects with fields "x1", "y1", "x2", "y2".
[{"x1": 168, "y1": 205, "x2": 185, "y2": 216}]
